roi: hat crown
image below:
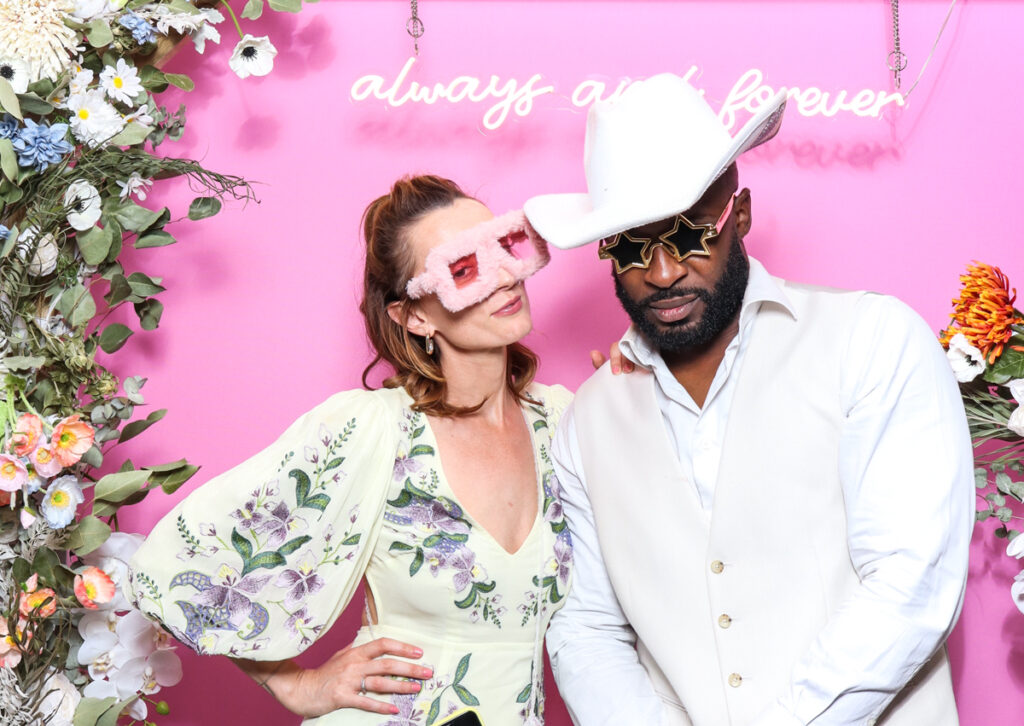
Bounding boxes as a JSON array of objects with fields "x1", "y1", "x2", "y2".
[{"x1": 584, "y1": 74, "x2": 733, "y2": 214}]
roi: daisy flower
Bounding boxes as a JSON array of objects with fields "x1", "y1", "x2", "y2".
[
  {"x1": 67, "y1": 89, "x2": 125, "y2": 147},
  {"x1": 229, "y1": 35, "x2": 277, "y2": 79},
  {"x1": 99, "y1": 58, "x2": 142, "y2": 106},
  {"x1": 41, "y1": 474, "x2": 84, "y2": 528}
]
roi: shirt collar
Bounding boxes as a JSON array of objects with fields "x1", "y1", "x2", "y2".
[{"x1": 619, "y1": 256, "x2": 794, "y2": 368}]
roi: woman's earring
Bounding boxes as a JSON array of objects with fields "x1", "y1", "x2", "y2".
[{"x1": 425, "y1": 334, "x2": 435, "y2": 355}]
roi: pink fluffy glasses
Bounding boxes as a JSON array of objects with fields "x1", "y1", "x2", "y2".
[{"x1": 405, "y1": 210, "x2": 550, "y2": 312}]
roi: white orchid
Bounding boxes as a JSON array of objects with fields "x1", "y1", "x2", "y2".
[
  {"x1": 116, "y1": 171, "x2": 153, "y2": 201},
  {"x1": 64, "y1": 179, "x2": 102, "y2": 231},
  {"x1": 945, "y1": 333, "x2": 986, "y2": 383},
  {"x1": 229, "y1": 35, "x2": 277, "y2": 79}
]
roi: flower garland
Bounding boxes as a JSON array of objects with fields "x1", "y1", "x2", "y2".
[
  {"x1": 939, "y1": 262, "x2": 1024, "y2": 614},
  {"x1": 0, "y1": 0, "x2": 310, "y2": 724}
]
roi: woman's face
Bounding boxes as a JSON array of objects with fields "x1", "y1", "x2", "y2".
[{"x1": 402, "y1": 198, "x2": 534, "y2": 354}]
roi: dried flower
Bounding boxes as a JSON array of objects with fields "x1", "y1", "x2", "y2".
[
  {"x1": 0, "y1": 0, "x2": 79, "y2": 83},
  {"x1": 941, "y1": 262, "x2": 1024, "y2": 364}
]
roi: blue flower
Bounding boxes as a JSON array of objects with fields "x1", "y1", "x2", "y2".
[
  {"x1": 0, "y1": 225, "x2": 9, "y2": 241},
  {"x1": 118, "y1": 12, "x2": 157, "y2": 44},
  {"x1": 41, "y1": 475, "x2": 85, "y2": 529},
  {"x1": 0, "y1": 114, "x2": 18, "y2": 140},
  {"x1": 12, "y1": 119, "x2": 73, "y2": 172}
]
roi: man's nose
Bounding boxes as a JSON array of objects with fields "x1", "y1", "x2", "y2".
[{"x1": 643, "y1": 244, "x2": 688, "y2": 288}]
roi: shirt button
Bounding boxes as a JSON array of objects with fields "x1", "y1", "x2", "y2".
[
  {"x1": 710, "y1": 560, "x2": 724, "y2": 574},
  {"x1": 718, "y1": 614, "x2": 732, "y2": 629},
  {"x1": 728, "y1": 673, "x2": 742, "y2": 688}
]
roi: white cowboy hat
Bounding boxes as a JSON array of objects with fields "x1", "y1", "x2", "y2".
[{"x1": 524, "y1": 73, "x2": 786, "y2": 249}]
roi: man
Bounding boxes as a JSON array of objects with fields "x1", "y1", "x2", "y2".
[{"x1": 524, "y1": 74, "x2": 973, "y2": 725}]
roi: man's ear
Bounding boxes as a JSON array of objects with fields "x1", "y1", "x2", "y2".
[
  {"x1": 387, "y1": 300, "x2": 432, "y2": 338},
  {"x1": 734, "y1": 188, "x2": 752, "y2": 239}
]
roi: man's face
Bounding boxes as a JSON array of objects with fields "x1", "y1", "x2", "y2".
[{"x1": 612, "y1": 185, "x2": 751, "y2": 355}]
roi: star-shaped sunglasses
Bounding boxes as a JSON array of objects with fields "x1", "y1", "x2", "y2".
[{"x1": 598, "y1": 193, "x2": 739, "y2": 275}]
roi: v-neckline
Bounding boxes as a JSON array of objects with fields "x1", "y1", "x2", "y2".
[{"x1": 421, "y1": 402, "x2": 545, "y2": 557}]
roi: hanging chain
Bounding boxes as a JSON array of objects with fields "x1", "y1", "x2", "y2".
[
  {"x1": 407, "y1": 0, "x2": 424, "y2": 56},
  {"x1": 887, "y1": 0, "x2": 908, "y2": 89}
]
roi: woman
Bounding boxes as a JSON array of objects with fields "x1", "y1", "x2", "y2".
[{"x1": 127, "y1": 175, "x2": 577, "y2": 725}]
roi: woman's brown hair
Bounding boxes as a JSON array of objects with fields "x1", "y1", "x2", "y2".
[{"x1": 360, "y1": 175, "x2": 538, "y2": 416}]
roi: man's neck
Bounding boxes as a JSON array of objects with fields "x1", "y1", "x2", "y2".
[{"x1": 662, "y1": 316, "x2": 741, "y2": 409}]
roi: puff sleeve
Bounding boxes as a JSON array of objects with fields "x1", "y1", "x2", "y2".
[{"x1": 126, "y1": 389, "x2": 400, "y2": 661}]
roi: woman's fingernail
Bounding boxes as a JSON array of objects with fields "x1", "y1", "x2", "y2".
[
  {"x1": 391, "y1": 706, "x2": 400, "y2": 714},
  {"x1": 413, "y1": 648, "x2": 423, "y2": 656},
  {"x1": 611, "y1": 365, "x2": 620, "y2": 375}
]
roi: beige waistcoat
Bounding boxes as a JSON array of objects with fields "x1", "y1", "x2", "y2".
[{"x1": 572, "y1": 282, "x2": 957, "y2": 726}]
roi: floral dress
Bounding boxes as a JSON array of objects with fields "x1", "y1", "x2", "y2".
[{"x1": 126, "y1": 384, "x2": 574, "y2": 726}]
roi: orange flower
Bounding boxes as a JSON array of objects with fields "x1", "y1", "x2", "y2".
[
  {"x1": 50, "y1": 415, "x2": 95, "y2": 468},
  {"x1": 74, "y1": 566, "x2": 116, "y2": 609},
  {"x1": 9, "y1": 413, "x2": 43, "y2": 456},
  {"x1": 941, "y1": 262, "x2": 1024, "y2": 364},
  {"x1": 18, "y1": 573, "x2": 57, "y2": 619}
]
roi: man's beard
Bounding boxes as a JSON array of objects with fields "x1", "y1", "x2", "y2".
[{"x1": 614, "y1": 232, "x2": 750, "y2": 355}]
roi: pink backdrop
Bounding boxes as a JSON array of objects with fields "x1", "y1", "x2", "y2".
[{"x1": 110, "y1": 1, "x2": 1022, "y2": 723}]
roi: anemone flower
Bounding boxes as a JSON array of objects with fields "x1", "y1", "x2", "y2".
[{"x1": 228, "y1": 35, "x2": 277, "y2": 79}]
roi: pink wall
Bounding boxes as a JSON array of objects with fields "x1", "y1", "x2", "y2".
[{"x1": 113, "y1": 1, "x2": 1022, "y2": 723}]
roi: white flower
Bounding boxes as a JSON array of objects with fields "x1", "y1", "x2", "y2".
[
  {"x1": 1013, "y1": 570, "x2": 1024, "y2": 616},
  {"x1": 229, "y1": 34, "x2": 277, "y2": 79},
  {"x1": 99, "y1": 58, "x2": 142, "y2": 106},
  {"x1": 191, "y1": 8, "x2": 223, "y2": 54},
  {"x1": 946, "y1": 333, "x2": 986, "y2": 383},
  {"x1": 64, "y1": 179, "x2": 102, "y2": 231},
  {"x1": 69, "y1": 66, "x2": 93, "y2": 95},
  {"x1": 82, "y1": 531, "x2": 143, "y2": 610},
  {"x1": 1008, "y1": 534, "x2": 1024, "y2": 559},
  {"x1": 71, "y1": 0, "x2": 115, "y2": 21},
  {"x1": 18, "y1": 226, "x2": 60, "y2": 276},
  {"x1": 0, "y1": 0, "x2": 80, "y2": 83},
  {"x1": 123, "y1": 104, "x2": 153, "y2": 126},
  {"x1": 38, "y1": 672, "x2": 81, "y2": 726},
  {"x1": 0, "y1": 56, "x2": 29, "y2": 93},
  {"x1": 67, "y1": 89, "x2": 124, "y2": 147},
  {"x1": 1007, "y1": 379, "x2": 1024, "y2": 437},
  {"x1": 116, "y1": 171, "x2": 152, "y2": 201}
]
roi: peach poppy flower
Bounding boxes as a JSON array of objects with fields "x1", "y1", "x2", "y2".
[
  {"x1": 74, "y1": 566, "x2": 116, "y2": 609},
  {"x1": 0, "y1": 619, "x2": 22, "y2": 669},
  {"x1": 9, "y1": 413, "x2": 43, "y2": 456},
  {"x1": 19, "y1": 573, "x2": 58, "y2": 619},
  {"x1": 30, "y1": 444, "x2": 63, "y2": 478},
  {"x1": 50, "y1": 415, "x2": 95, "y2": 468},
  {"x1": 0, "y1": 454, "x2": 27, "y2": 493}
]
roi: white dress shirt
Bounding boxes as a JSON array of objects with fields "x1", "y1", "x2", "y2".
[{"x1": 546, "y1": 258, "x2": 972, "y2": 726}]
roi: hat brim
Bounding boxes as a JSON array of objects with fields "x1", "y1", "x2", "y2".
[{"x1": 525, "y1": 90, "x2": 788, "y2": 250}]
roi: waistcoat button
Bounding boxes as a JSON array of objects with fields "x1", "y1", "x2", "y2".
[
  {"x1": 710, "y1": 560, "x2": 724, "y2": 574},
  {"x1": 728, "y1": 673, "x2": 742, "y2": 688},
  {"x1": 718, "y1": 614, "x2": 732, "y2": 629}
]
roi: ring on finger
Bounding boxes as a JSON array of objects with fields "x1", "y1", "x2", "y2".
[{"x1": 359, "y1": 676, "x2": 367, "y2": 695}]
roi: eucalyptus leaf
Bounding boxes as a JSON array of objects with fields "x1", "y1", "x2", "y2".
[
  {"x1": 975, "y1": 467, "x2": 989, "y2": 489},
  {"x1": 0, "y1": 137, "x2": 16, "y2": 181},
  {"x1": 108, "y1": 122, "x2": 152, "y2": 147},
  {"x1": 134, "y1": 298, "x2": 163, "y2": 330},
  {"x1": 113, "y1": 201, "x2": 164, "y2": 232},
  {"x1": 1009, "y1": 480, "x2": 1024, "y2": 502},
  {"x1": 58, "y1": 284, "x2": 97, "y2": 329},
  {"x1": 94, "y1": 469, "x2": 150, "y2": 503},
  {"x1": 996, "y1": 472, "x2": 1013, "y2": 494},
  {"x1": 72, "y1": 697, "x2": 119, "y2": 726},
  {"x1": 99, "y1": 322, "x2": 134, "y2": 353},
  {"x1": 86, "y1": 18, "x2": 114, "y2": 47},
  {"x1": 127, "y1": 271, "x2": 165, "y2": 297},
  {"x1": 0, "y1": 77, "x2": 22, "y2": 119},
  {"x1": 123, "y1": 376, "x2": 146, "y2": 404},
  {"x1": 188, "y1": 196, "x2": 221, "y2": 220},
  {"x1": 139, "y1": 66, "x2": 169, "y2": 92},
  {"x1": 105, "y1": 273, "x2": 133, "y2": 305},
  {"x1": 67, "y1": 516, "x2": 112, "y2": 556},
  {"x1": 153, "y1": 464, "x2": 199, "y2": 494},
  {"x1": 16, "y1": 93, "x2": 54, "y2": 115},
  {"x1": 166, "y1": 0, "x2": 200, "y2": 13},
  {"x1": 164, "y1": 73, "x2": 195, "y2": 91},
  {"x1": 241, "y1": 0, "x2": 264, "y2": 19},
  {"x1": 77, "y1": 225, "x2": 114, "y2": 265},
  {"x1": 269, "y1": 0, "x2": 301, "y2": 12},
  {"x1": 135, "y1": 230, "x2": 175, "y2": 249},
  {"x1": 118, "y1": 408, "x2": 167, "y2": 443},
  {"x1": 147, "y1": 458, "x2": 189, "y2": 473},
  {"x1": 81, "y1": 444, "x2": 103, "y2": 468}
]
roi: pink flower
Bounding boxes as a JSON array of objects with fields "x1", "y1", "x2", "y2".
[
  {"x1": 74, "y1": 566, "x2": 116, "y2": 609},
  {"x1": 9, "y1": 413, "x2": 43, "y2": 456},
  {"x1": 0, "y1": 454, "x2": 27, "y2": 492},
  {"x1": 30, "y1": 444, "x2": 63, "y2": 478},
  {"x1": 0, "y1": 619, "x2": 23, "y2": 668},
  {"x1": 19, "y1": 573, "x2": 58, "y2": 619},
  {"x1": 51, "y1": 415, "x2": 95, "y2": 467}
]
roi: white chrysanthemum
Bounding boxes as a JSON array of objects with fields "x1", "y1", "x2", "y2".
[
  {"x1": 0, "y1": 56, "x2": 29, "y2": 93},
  {"x1": 116, "y1": 171, "x2": 152, "y2": 200},
  {"x1": 229, "y1": 35, "x2": 277, "y2": 79},
  {"x1": 945, "y1": 333, "x2": 986, "y2": 383},
  {"x1": 99, "y1": 58, "x2": 142, "y2": 105},
  {"x1": 0, "y1": 0, "x2": 80, "y2": 83},
  {"x1": 69, "y1": 66, "x2": 94, "y2": 95},
  {"x1": 67, "y1": 89, "x2": 124, "y2": 147},
  {"x1": 64, "y1": 179, "x2": 101, "y2": 230},
  {"x1": 191, "y1": 8, "x2": 223, "y2": 54},
  {"x1": 144, "y1": 6, "x2": 205, "y2": 34}
]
